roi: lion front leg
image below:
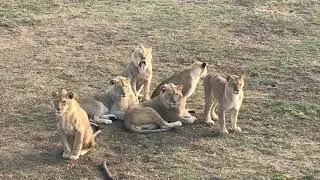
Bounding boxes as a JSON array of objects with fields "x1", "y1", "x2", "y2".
[
  {"x1": 93, "y1": 115, "x2": 113, "y2": 125},
  {"x1": 131, "y1": 78, "x2": 138, "y2": 98},
  {"x1": 60, "y1": 132, "x2": 71, "y2": 159},
  {"x1": 218, "y1": 109, "x2": 228, "y2": 135},
  {"x1": 70, "y1": 130, "x2": 84, "y2": 160},
  {"x1": 142, "y1": 79, "x2": 151, "y2": 101},
  {"x1": 230, "y1": 109, "x2": 241, "y2": 132}
]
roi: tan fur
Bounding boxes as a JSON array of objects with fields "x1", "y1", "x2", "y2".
[
  {"x1": 203, "y1": 74, "x2": 245, "y2": 135},
  {"x1": 151, "y1": 61, "x2": 207, "y2": 99},
  {"x1": 121, "y1": 44, "x2": 153, "y2": 102},
  {"x1": 81, "y1": 76, "x2": 138, "y2": 124},
  {"x1": 124, "y1": 83, "x2": 197, "y2": 133},
  {"x1": 52, "y1": 89, "x2": 99, "y2": 160}
]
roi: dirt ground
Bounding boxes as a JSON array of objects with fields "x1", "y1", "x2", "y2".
[{"x1": 0, "y1": 0, "x2": 319, "y2": 179}]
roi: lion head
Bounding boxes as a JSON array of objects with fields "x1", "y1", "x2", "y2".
[
  {"x1": 52, "y1": 89, "x2": 76, "y2": 116},
  {"x1": 190, "y1": 61, "x2": 208, "y2": 79},
  {"x1": 109, "y1": 76, "x2": 132, "y2": 98},
  {"x1": 158, "y1": 83, "x2": 184, "y2": 109},
  {"x1": 226, "y1": 75, "x2": 245, "y2": 94},
  {"x1": 131, "y1": 44, "x2": 152, "y2": 72}
]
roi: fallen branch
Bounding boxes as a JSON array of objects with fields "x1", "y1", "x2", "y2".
[{"x1": 102, "y1": 161, "x2": 115, "y2": 180}]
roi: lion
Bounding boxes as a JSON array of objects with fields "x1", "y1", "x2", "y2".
[
  {"x1": 124, "y1": 83, "x2": 197, "y2": 133},
  {"x1": 151, "y1": 61, "x2": 207, "y2": 99},
  {"x1": 203, "y1": 74, "x2": 245, "y2": 134},
  {"x1": 121, "y1": 44, "x2": 153, "y2": 102},
  {"x1": 52, "y1": 88, "x2": 100, "y2": 160},
  {"x1": 81, "y1": 76, "x2": 138, "y2": 124}
]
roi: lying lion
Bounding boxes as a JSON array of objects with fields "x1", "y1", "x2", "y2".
[
  {"x1": 81, "y1": 76, "x2": 138, "y2": 124},
  {"x1": 124, "y1": 83, "x2": 197, "y2": 133}
]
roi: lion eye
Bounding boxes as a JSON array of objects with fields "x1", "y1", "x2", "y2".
[{"x1": 62, "y1": 101, "x2": 66, "y2": 105}]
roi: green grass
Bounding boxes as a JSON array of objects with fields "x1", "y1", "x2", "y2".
[{"x1": 0, "y1": 0, "x2": 319, "y2": 179}]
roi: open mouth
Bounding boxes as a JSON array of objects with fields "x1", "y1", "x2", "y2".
[{"x1": 138, "y1": 61, "x2": 146, "y2": 71}]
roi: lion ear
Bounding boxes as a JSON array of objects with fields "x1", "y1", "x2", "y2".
[
  {"x1": 160, "y1": 84, "x2": 168, "y2": 93},
  {"x1": 226, "y1": 76, "x2": 231, "y2": 82},
  {"x1": 52, "y1": 91, "x2": 58, "y2": 98},
  {"x1": 239, "y1": 75, "x2": 245, "y2": 80},
  {"x1": 176, "y1": 85, "x2": 183, "y2": 91},
  {"x1": 66, "y1": 91, "x2": 75, "y2": 99}
]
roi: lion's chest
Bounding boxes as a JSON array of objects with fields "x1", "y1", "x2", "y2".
[
  {"x1": 58, "y1": 116, "x2": 75, "y2": 136},
  {"x1": 137, "y1": 68, "x2": 151, "y2": 79},
  {"x1": 222, "y1": 93, "x2": 243, "y2": 111}
]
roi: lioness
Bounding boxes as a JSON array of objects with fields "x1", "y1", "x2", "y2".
[
  {"x1": 121, "y1": 44, "x2": 153, "y2": 102},
  {"x1": 203, "y1": 74, "x2": 244, "y2": 134},
  {"x1": 82, "y1": 76, "x2": 138, "y2": 124},
  {"x1": 124, "y1": 83, "x2": 197, "y2": 133},
  {"x1": 151, "y1": 61, "x2": 207, "y2": 99},
  {"x1": 52, "y1": 89, "x2": 100, "y2": 160}
]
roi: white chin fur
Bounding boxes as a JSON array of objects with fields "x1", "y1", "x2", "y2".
[
  {"x1": 55, "y1": 112, "x2": 63, "y2": 117},
  {"x1": 169, "y1": 104, "x2": 178, "y2": 108}
]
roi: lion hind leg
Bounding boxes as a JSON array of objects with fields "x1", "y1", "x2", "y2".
[
  {"x1": 138, "y1": 124, "x2": 158, "y2": 130},
  {"x1": 211, "y1": 101, "x2": 219, "y2": 120}
]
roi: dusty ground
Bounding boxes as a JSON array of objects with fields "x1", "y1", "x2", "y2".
[{"x1": 0, "y1": 0, "x2": 319, "y2": 179}]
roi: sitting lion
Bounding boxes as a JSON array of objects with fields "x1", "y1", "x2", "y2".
[
  {"x1": 124, "y1": 83, "x2": 197, "y2": 133},
  {"x1": 81, "y1": 76, "x2": 138, "y2": 124},
  {"x1": 121, "y1": 44, "x2": 153, "y2": 102},
  {"x1": 52, "y1": 89, "x2": 100, "y2": 160},
  {"x1": 203, "y1": 74, "x2": 245, "y2": 134}
]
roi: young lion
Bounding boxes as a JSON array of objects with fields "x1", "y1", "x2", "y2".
[
  {"x1": 121, "y1": 44, "x2": 153, "y2": 102},
  {"x1": 124, "y1": 83, "x2": 197, "y2": 133},
  {"x1": 203, "y1": 74, "x2": 245, "y2": 135},
  {"x1": 151, "y1": 61, "x2": 207, "y2": 99},
  {"x1": 81, "y1": 76, "x2": 138, "y2": 124},
  {"x1": 52, "y1": 89, "x2": 100, "y2": 160}
]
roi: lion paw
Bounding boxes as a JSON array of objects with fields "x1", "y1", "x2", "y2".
[
  {"x1": 211, "y1": 114, "x2": 219, "y2": 120},
  {"x1": 176, "y1": 121, "x2": 183, "y2": 126},
  {"x1": 233, "y1": 127, "x2": 242, "y2": 132},
  {"x1": 62, "y1": 151, "x2": 71, "y2": 159},
  {"x1": 220, "y1": 128, "x2": 229, "y2": 135},
  {"x1": 69, "y1": 155, "x2": 79, "y2": 160},
  {"x1": 102, "y1": 119, "x2": 113, "y2": 125},
  {"x1": 205, "y1": 120, "x2": 215, "y2": 125}
]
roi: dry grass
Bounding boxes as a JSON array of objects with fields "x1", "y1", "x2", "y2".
[{"x1": 0, "y1": 0, "x2": 319, "y2": 179}]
